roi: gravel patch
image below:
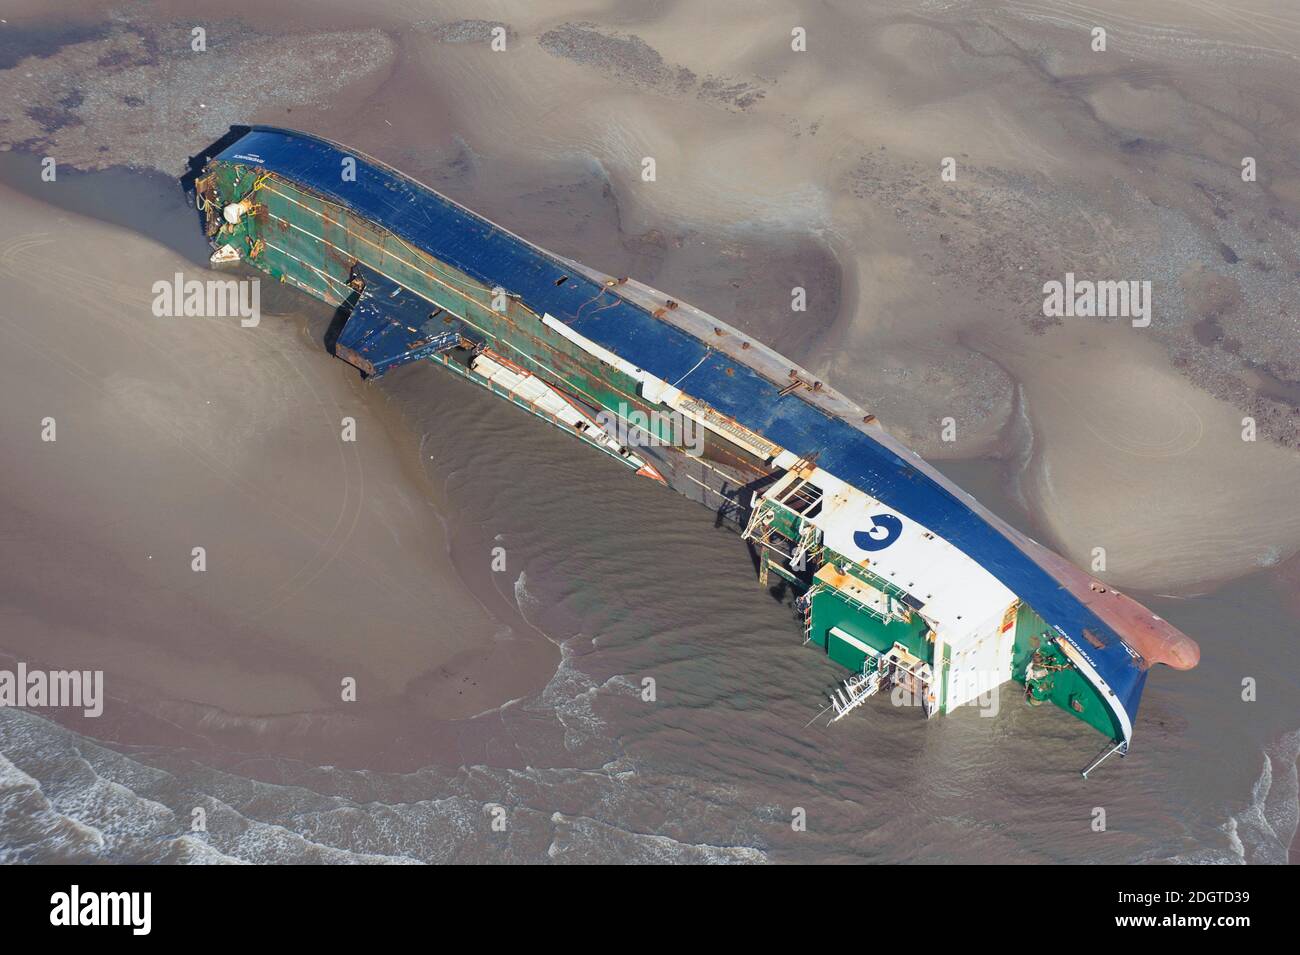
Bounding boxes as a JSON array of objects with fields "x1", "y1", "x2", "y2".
[{"x1": 0, "y1": 21, "x2": 396, "y2": 174}]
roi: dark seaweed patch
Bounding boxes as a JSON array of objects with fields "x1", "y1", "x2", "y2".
[
  {"x1": 0, "y1": 23, "x2": 109, "y2": 70},
  {"x1": 24, "y1": 105, "x2": 83, "y2": 133}
]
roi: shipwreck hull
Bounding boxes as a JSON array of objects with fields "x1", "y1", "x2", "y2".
[{"x1": 192, "y1": 126, "x2": 1200, "y2": 763}]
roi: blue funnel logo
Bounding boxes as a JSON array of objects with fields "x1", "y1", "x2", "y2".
[{"x1": 853, "y1": 514, "x2": 902, "y2": 552}]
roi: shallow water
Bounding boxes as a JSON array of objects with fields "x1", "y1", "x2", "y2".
[
  {"x1": 3, "y1": 333, "x2": 1297, "y2": 863},
  {"x1": 0, "y1": 151, "x2": 214, "y2": 266}
]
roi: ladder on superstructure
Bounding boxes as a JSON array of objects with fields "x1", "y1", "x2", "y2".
[
  {"x1": 828, "y1": 660, "x2": 883, "y2": 723},
  {"x1": 777, "y1": 478, "x2": 822, "y2": 515},
  {"x1": 741, "y1": 500, "x2": 774, "y2": 544},
  {"x1": 789, "y1": 520, "x2": 823, "y2": 570},
  {"x1": 827, "y1": 648, "x2": 937, "y2": 723}
]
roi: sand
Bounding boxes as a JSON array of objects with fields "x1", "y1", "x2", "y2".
[
  {"x1": 0, "y1": 182, "x2": 558, "y2": 747},
  {"x1": 976, "y1": 321, "x2": 1300, "y2": 589}
]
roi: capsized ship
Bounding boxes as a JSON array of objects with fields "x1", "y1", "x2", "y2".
[{"x1": 193, "y1": 127, "x2": 1200, "y2": 774}]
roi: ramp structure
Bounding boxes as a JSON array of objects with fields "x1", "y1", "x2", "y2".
[{"x1": 334, "y1": 265, "x2": 472, "y2": 378}]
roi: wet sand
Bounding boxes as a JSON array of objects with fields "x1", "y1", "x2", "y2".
[
  {"x1": 973, "y1": 321, "x2": 1300, "y2": 589},
  {"x1": 0, "y1": 180, "x2": 559, "y2": 764}
]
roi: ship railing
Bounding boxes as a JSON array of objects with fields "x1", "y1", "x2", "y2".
[
  {"x1": 775, "y1": 477, "x2": 823, "y2": 516},
  {"x1": 827, "y1": 648, "x2": 936, "y2": 724},
  {"x1": 828, "y1": 666, "x2": 883, "y2": 722},
  {"x1": 829, "y1": 583, "x2": 902, "y2": 626},
  {"x1": 788, "y1": 523, "x2": 822, "y2": 572},
  {"x1": 740, "y1": 497, "x2": 773, "y2": 543}
]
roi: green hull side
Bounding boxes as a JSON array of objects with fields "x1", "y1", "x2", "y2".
[
  {"x1": 210, "y1": 162, "x2": 650, "y2": 426},
  {"x1": 808, "y1": 588, "x2": 932, "y2": 670},
  {"x1": 1014, "y1": 605, "x2": 1123, "y2": 739}
]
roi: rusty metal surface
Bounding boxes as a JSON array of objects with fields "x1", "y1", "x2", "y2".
[{"x1": 334, "y1": 266, "x2": 470, "y2": 378}]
